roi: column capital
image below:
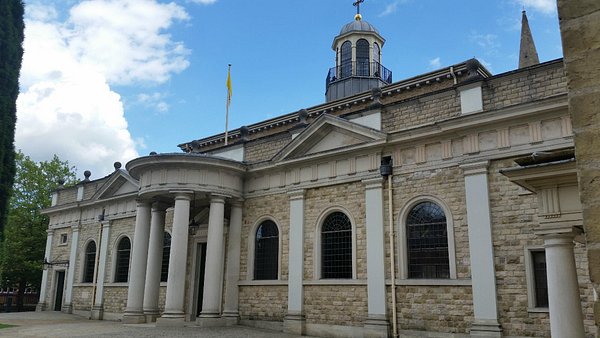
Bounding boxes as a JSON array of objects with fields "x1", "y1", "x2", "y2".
[
  {"x1": 47, "y1": 228, "x2": 55, "y2": 236},
  {"x1": 100, "y1": 220, "x2": 111, "y2": 229},
  {"x1": 362, "y1": 177, "x2": 384, "y2": 190},
  {"x1": 151, "y1": 201, "x2": 171, "y2": 212},
  {"x1": 209, "y1": 194, "x2": 227, "y2": 204},
  {"x1": 230, "y1": 198, "x2": 244, "y2": 208},
  {"x1": 71, "y1": 224, "x2": 81, "y2": 232},
  {"x1": 460, "y1": 161, "x2": 489, "y2": 176},
  {"x1": 287, "y1": 189, "x2": 305, "y2": 201},
  {"x1": 136, "y1": 199, "x2": 152, "y2": 208},
  {"x1": 172, "y1": 192, "x2": 193, "y2": 201}
]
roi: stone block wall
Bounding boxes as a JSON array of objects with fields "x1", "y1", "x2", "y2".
[
  {"x1": 482, "y1": 61, "x2": 566, "y2": 111},
  {"x1": 72, "y1": 285, "x2": 93, "y2": 312},
  {"x1": 304, "y1": 285, "x2": 367, "y2": 326},
  {"x1": 244, "y1": 133, "x2": 292, "y2": 163},
  {"x1": 103, "y1": 286, "x2": 128, "y2": 314},
  {"x1": 238, "y1": 285, "x2": 287, "y2": 321},
  {"x1": 391, "y1": 285, "x2": 473, "y2": 334}
]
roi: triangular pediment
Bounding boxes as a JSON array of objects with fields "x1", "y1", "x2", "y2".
[
  {"x1": 92, "y1": 170, "x2": 139, "y2": 201},
  {"x1": 273, "y1": 114, "x2": 387, "y2": 162}
]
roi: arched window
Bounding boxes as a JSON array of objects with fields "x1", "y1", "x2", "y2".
[
  {"x1": 373, "y1": 42, "x2": 381, "y2": 64},
  {"x1": 114, "y1": 237, "x2": 131, "y2": 283},
  {"x1": 82, "y1": 241, "x2": 96, "y2": 283},
  {"x1": 340, "y1": 41, "x2": 352, "y2": 78},
  {"x1": 321, "y1": 212, "x2": 352, "y2": 279},
  {"x1": 356, "y1": 39, "x2": 370, "y2": 76},
  {"x1": 161, "y1": 232, "x2": 171, "y2": 282},
  {"x1": 254, "y1": 220, "x2": 279, "y2": 280},
  {"x1": 406, "y1": 202, "x2": 450, "y2": 279}
]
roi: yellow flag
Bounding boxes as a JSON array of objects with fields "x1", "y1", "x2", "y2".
[{"x1": 226, "y1": 65, "x2": 232, "y2": 107}]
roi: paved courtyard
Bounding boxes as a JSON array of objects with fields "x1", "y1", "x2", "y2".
[{"x1": 0, "y1": 311, "x2": 315, "y2": 338}]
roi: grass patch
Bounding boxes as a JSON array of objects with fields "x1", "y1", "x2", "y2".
[{"x1": 0, "y1": 323, "x2": 16, "y2": 329}]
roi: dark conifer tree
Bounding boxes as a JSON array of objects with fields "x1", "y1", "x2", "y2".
[{"x1": 0, "y1": 1, "x2": 25, "y2": 237}]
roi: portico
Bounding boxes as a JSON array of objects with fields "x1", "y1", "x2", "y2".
[{"x1": 123, "y1": 154, "x2": 246, "y2": 325}]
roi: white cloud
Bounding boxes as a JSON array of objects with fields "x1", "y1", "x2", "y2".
[
  {"x1": 17, "y1": 1, "x2": 190, "y2": 177},
  {"x1": 189, "y1": 0, "x2": 218, "y2": 4},
  {"x1": 469, "y1": 32, "x2": 501, "y2": 56},
  {"x1": 137, "y1": 92, "x2": 170, "y2": 114},
  {"x1": 379, "y1": 0, "x2": 408, "y2": 17},
  {"x1": 514, "y1": 0, "x2": 556, "y2": 14},
  {"x1": 429, "y1": 57, "x2": 441, "y2": 69}
]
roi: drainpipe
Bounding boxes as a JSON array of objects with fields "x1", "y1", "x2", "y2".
[
  {"x1": 449, "y1": 66, "x2": 457, "y2": 85},
  {"x1": 90, "y1": 210, "x2": 104, "y2": 318},
  {"x1": 379, "y1": 157, "x2": 397, "y2": 337}
]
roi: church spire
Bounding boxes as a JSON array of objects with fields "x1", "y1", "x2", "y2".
[{"x1": 519, "y1": 10, "x2": 540, "y2": 69}]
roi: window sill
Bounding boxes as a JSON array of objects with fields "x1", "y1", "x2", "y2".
[
  {"x1": 387, "y1": 279, "x2": 472, "y2": 286},
  {"x1": 304, "y1": 279, "x2": 367, "y2": 286},
  {"x1": 104, "y1": 283, "x2": 129, "y2": 287},
  {"x1": 528, "y1": 307, "x2": 549, "y2": 313},
  {"x1": 238, "y1": 280, "x2": 287, "y2": 286}
]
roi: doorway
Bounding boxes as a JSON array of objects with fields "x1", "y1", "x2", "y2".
[
  {"x1": 195, "y1": 243, "x2": 207, "y2": 317},
  {"x1": 54, "y1": 271, "x2": 65, "y2": 311}
]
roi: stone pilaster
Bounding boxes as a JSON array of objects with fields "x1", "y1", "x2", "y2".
[
  {"x1": 143, "y1": 202, "x2": 168, "y2": 322},
  {"x1": 123, "y1": 201, "x2": 152, "y2": 324},
  {"x1": 158, "y1": 193, "x2": 191, "y2": 326},
  {"x1": 36, "y1": 229, "x2": 54, "y2": 312},
  {"x1": 222, "y1": 199, "x2": 243, "y2": 324},
  {"x1": 91, "y1": 221, "x2": 111, "y2": 320},
  {"x1": 461, "y1": 162, "x2": 502, "y2": 337},
  {"x1": 363, "y1": 178, "x2": 389, "y2": 338},
  {"x1": 197, "y1": 195, "x2": 227, "y2": 327},
  {"x1": 284, "y1": 189, "x2": 306, "y2": 335},
  {"x1": 62, "y1": 224, "x2": 80, "y2": 314}
]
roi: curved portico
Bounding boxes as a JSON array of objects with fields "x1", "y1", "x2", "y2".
[{"x1": 122, "y1": 154, "x2": 246, "y2": 325}]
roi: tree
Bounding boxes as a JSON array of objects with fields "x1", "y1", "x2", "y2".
[
  {"x1": 0, "y1": 151, "x2": 76, "y2": 311},
  {"x1": 0, "y1": 0, "x2": 25, "y2": 237}
]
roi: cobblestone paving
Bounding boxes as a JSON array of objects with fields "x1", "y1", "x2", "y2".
[{"x1": 0, "y1": 312, "x2": 315, "y2": 338}]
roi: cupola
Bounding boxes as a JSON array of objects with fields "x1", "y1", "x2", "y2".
[{"x1": 325, "y1": 3, "x2": 392, "y2": 102}]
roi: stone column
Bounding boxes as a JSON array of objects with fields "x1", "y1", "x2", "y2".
[
  {"x1": 123, "y1": 201, "x2": 152, "y2": 324},
  {"x1": 143, "y1": 202, "x2": 168, "y2": 322},
  {"x1": 461, "y1": 162, "x2": 502, "y2": 337},
  {"x1": 63, "y1": 224, "x2": 80, "y2": 313},
  {"x1": 543, "y1": 232, "x2": 585, "y2": 337},
  {"x1": 363, "y1": 178, "x2": 389, "y2": 338},
  {"x1": 91, "y1": 221, "x2": 111, "y2": 320},
  {"x1": 36, "y1": 229, "x2": 54, "y2": 311},
  {"x1": 284, "y1": 190, "x2": 305, "y2": 335},
  {"x1": 198, "y1": 195, "x2": 227, "y2": 326},
  {"x1": 158, "y1": 193, "x2": 191, "y2": 325},
  {"x1": 222, "y1": 199, "x2": 243, "y2": 324}
]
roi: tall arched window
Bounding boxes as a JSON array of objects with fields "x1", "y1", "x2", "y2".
[
  {"x1": 340, "y1": 41, "x2": 352, "y2": 78},
  {"x1": 373, "y1": 42, "x2": 381, "y2": 77},
  {"x1": 82, "y1": 241, "x2": 96, "y2": 283},
  {"x1": 114, "y1": 237, "x2": 131, "y2": 283},
  {"x1": 254, "y1": 220, "x2": 279, "y2": 280},
  {"x1": 161, "y1": 232, "x2": 171, "y2": 282},
  {"x1": 406, "y1": 202, "x2": 450, "y2": 279},
  {"x1": 356, "y1": 39, "x2": 370, "y2": 76},
  {"x1": 321, "y1": 212, "x2": 352, "y2": 279}
]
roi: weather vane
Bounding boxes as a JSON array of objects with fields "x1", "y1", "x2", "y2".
[{"x1": 353, "y1": 0, "x2": 364, "y2": 16}]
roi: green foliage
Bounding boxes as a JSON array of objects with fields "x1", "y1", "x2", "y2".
[
  {"x1": 0, "y1": 151, "x2": 76, "y2": 305},
  {"x1": 0, "y1": 0, "x2": 25, "y2": 237}
]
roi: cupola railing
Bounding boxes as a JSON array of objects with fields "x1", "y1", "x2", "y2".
[{"x1": 326, "y1": 61, "x2": 393, "y2": 87}]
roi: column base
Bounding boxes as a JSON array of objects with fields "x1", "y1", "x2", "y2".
[
  {"x1": 62, "y1": 304, "x2": 73, "y2": 314},
  {"x1": 196, "y1": 316, "x2": 229, "y2": 327},
  {"x1": 470, "y1": 319, "x2": 502, "y2": 337},
  {"x1": 156, "y1": 312, "x2": 186, "y2": 327},
  {"x1": 91, "y1": 305, "x2": 104, "y2": 320},
  {"x1": 363, "y1": 314, "x2": 390, "y2": 338},
  {"x1": 283, "y1": 312, "x2": 305, "y2": 335},
  {"x1": 144, "y1": 309, "x2": 160, "y2": 323},
  {"x1": 221, "y1": 311, "x2": 240, "y2": 326},
  {"x1": 35, "y1": 302, "x2": 46, "y2": 312},
  {"x1": 122, "y1": 311, "x2": 147, "y2": 324}
]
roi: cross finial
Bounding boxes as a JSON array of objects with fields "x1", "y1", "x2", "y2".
[{"x1": 353, "y1": 0, "x2": 364, "y2": 15}]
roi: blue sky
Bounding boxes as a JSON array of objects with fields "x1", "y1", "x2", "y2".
[{"x1": 16, "y1": 0, "x2": 562, "y2": 177}]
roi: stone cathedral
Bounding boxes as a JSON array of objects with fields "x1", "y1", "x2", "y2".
[{"x1": 37, "y1": 8, "x2": 597, "y2": 338}]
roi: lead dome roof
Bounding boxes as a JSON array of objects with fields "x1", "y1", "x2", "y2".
[{"x1": 339, "y1": 19, "x2": 380, "y2": 35}]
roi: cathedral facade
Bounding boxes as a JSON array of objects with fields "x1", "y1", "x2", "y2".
[{"x1": 38, "y1": 11, "x2": 597, "y2": 338}]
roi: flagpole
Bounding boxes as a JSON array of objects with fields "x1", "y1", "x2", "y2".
[{"x1": 225, "y1": 64, "x2": 232, "y2": 146}]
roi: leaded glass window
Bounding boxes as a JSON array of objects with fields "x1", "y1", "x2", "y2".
[
  {"x1": 83, "y1": 241, "x2": 96, "y2": 283},
  {"x1": 254, "y1": 220, "x2": 279, "y2": 280},
  {"x1": 532, "y1": 251, "x2": 548, "y2": 307},
  {"x1": 161, "y1": 232, "x2": 171, "y2": 282},
  {"x1": 321, "y1": 212, "x2": 352, "y2": 279},
  {"x1": 406, "y1": 202, "x2": 450, "y2": 279},
  {"x1": 356, "y1": 39, "x2": 370, "y2": 76},
  {"x1": 340, "y1": 41, "x2": 352, "y2": 78},
  {"x1": 114, "y1": 237, "x2": 131, "y2": 283}
]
